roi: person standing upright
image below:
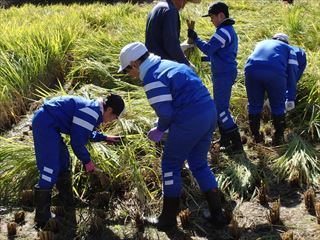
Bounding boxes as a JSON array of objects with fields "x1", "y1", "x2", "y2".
[
  {"x1": 188, "y1": 1, "x2": 243, "y2": 153},
  {"x1": 145, "y1": 0, "x2": 200, "y2": 67}
]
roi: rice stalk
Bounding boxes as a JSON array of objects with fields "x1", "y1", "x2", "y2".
[
  {"x1": 0, "y1": 137, "x2": 37, "y2": 203},
  {"x1": 217, "y1": 156, "x2": 259, "y2": 199},
  {"x1": 272, "y1": 134, "x2": 320, "y2": 186}
]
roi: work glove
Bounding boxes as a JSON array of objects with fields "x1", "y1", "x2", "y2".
[
  {"x1": 147, "y1": 127, "x2": 164, "y2": 143},
  {"x1": 85, "y1": 161, "x2": 95, "y2": 172},
  {"x1": 106, "y1": 135, "x2": 123, "y2": 144},
  {"x1": 285, "y1": 100, "x2": 295, "y2": 112},
  {"x1": 188, "y1": 29, "x2": 198, "y2": 41},
  {"x1": 180, "y1": 40, "x2": 194, "y2": 52}
]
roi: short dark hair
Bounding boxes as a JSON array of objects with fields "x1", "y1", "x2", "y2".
[
  {"x1": 103, "y1": 94, "x2": 125, "y2": 117},
  {"x1": 202, "y1": 1, "x2": 229, "y2": 18},
  {"x1": 138, "y1": 52, "x2": 150, "y2": 64}
]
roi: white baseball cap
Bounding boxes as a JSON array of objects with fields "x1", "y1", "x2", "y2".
[
  {"x1": 118, "y1": 42, "x2": 148, "y2": 73},
  {"x1": 272, "y1": 33, "x2": 289, "y2": 43}
]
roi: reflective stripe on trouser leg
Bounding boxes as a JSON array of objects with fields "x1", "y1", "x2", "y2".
[
  {"x1": 32, "y1": 109, "x2": 60, "y2": 189},
  {"x1": 213, "y1": 73, "x2": 236, "y2": 130}
]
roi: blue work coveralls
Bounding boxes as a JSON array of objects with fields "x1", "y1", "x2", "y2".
[
  {"x1": 140, "y1": 55, "x2": 218, "y2": 197},
  {"x1": 244, "y1": 39, "x2": 299, "y2": 115},
  {"x1": 32, "y1": 96, "x2": 107, "y2": 189},
  {"x1": 194, "y1": 19, "x2": 238, "y2": 132},
  {"x1": 291, "y1": 45, "x2": 307, "y2": 82}
]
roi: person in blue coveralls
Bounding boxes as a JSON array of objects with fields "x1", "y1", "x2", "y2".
[
  {"x1": 187, "y1": 1, "x2": 243, "y2": 153},
  {"x1": 118, "y1": 42, "x2": 229, "y2": 230},
  {"x1": 264, "y1": 34, "x2": 307, "y2": 113},
  {"x1": 145, "y1": 0, "x2": 200, "y2": 67},
  {"x1": 244, "y1": 33, "x2": 299, "y2": 145},
  {"x1": 32, "y1": 94, "x2": 125, "y2": 228}
]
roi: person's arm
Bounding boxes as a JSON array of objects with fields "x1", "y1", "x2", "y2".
[
  {"x1": 297, "y1": 51, "x2": 307, "y2": 81},
  {"x1": 162, "y1": 10, "x2": 190, "y2": 65},
  {"x1": 70, "y1": 108, "x2": 100, "y2": 164},
  {"x1": 144, "y1": 80, "x2": 173, "y2": 132},
  {"x1": 286, "y1": 49, "x2": 299, "y2": 101},
  {"x1": 194, "y1": 27, "x2": 231, "y2": 56},
  {"x1": 90, "y1": 131, "x2": 107, "y2": 142}
]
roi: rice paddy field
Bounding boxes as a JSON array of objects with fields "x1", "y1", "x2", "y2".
[{"x1": 0, "y1": 0, "x2": 319, "y2": 239}]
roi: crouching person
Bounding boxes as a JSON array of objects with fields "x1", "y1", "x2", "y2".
[
  {"x1": 119, "y1": 42, "x2": 228, "y2": 230},
  {"x1": 32, "y1": 94, "x2": 125, "y2": 228}
]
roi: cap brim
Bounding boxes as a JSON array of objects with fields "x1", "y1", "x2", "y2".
[{"x1": 118, "y1": 66, "x2": 125, "y2": 73}]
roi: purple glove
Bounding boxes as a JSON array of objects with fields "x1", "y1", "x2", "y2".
[
  {"x1": 85, "y1": 161, "x2": 95, "y2": 172},
  {"x1": 147, "y1": 127, "x2": 164, "y2": 143}
]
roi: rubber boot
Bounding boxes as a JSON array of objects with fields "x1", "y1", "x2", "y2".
[
  {"x1": 212, "y1": 127, "x2": 231, "y2": 151},
  {"x1": 56, "y1": 171, "x2": 75, "y2": 207},
  {"x1": 249, "y1": 114, "x2": 264, "y2": 143},
  {"x1": 272, "y1": 114, "x2": 285, "y2": 146},
  {"x1": 143, "y1": 196, "x2": 180, "y2": 231},
  {"x1": 228, "y1": 127, "x2": 244, "y2": 153},
  {"x1": 204, "y1": 188, "x2": 229, "y2": 228},
  {"x1": 34, "y1": 185, "x2": 52, "y2": 229}
]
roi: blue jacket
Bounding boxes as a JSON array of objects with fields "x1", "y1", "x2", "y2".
[
  {"x1": 245, "y1": 39, "x2": 299, "y2": 101},
  {"x1": 139, "y1": 55, "x2": 212, "y2": 132},
  {"x1": 291, "y1": 45, "x2": 307, "y2": 81},
  {"x1": 145, "y1": 0, "x2": 189, "y2": 65},
  {"x1": 42, "y1": 96, "x2": 106, "y2": 164},
  {"x1": 195, "y1": 18, "x2": 238, "y2": 75}
]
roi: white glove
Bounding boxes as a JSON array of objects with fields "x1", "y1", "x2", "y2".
[
  {"x1": 285, "y1": 101, "x2": 295, "y2": 111},
  {"x1": 180, "y1": 40, "x2": 194, "y2": 52}
]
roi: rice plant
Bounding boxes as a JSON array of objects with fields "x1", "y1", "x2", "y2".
[
  {"x1": 216, "y1": 155, "x2": 259, "y2": 199},
  {"x1": 0, "y1": 137, "x2": 37, "y2": 203},
  {"x1": 272, "y1": 134, "x2": 320, "y2": 186}
]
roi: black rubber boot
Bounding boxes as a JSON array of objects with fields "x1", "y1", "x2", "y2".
[
  {"x1": 213, "y1": 127, "x2": 231, "y2": 150},
  {"x1": 249, "y1": 114, "x2": 264, "y2": 143},
  {"x1": 143, "y1": 196, "x2": 180, "y2": 231},
  {"x1": 227, "y1": 127, "x2": 244, "y2": 153},
  {"x1": 272, "y1": 114, "x2": 286, "y2": 146},
  {"x1": 204, "y1": 188, "x2": 229, "y2": 228},
  {"x1": 56, "y1": 171, "x2": 75, "y2": 207},
  {"x1": 34, "y1": 185, "x2": 52, "y2": 229}
]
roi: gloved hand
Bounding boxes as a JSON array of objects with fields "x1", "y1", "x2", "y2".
[
  {"x1": 85, "y1": 161, "x2": 95, "y2": 172},
  {"x1": 180, "y1": 40, "x2": 194, "y2": 52},
  {"x1": 147, "y1": 127, "x2": 164, "y2": 143},
  {"x1": 285, "y1": 100, "x2": 295, "y2": 111},
  {"x1": 188, "y1": 29, "x2": 198, "y2": 41},
  {"x1": 106, "y1": 135, "x2": 123, "y2": 144}
]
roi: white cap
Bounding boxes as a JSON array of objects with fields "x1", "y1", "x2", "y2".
[
  {"x1": 272, "y1": 33, "x2": 289, "y2": 43},
  {"x1": 118, "y1": 42, "x2": 148, "y2": 73}
]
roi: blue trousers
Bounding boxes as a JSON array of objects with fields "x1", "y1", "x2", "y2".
[
  {"x1": 32, "y1": 108, "x2": 70, "y2": 189},
  {"x1": 212, "y1": 71, "x2": 237, "y2": 131},
  {"x1": 245, "y1": 69, "x2": 286, "y2": 115},
  {"x1": 161, "y1": 101, "x2": 218, "y2": 197}
]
